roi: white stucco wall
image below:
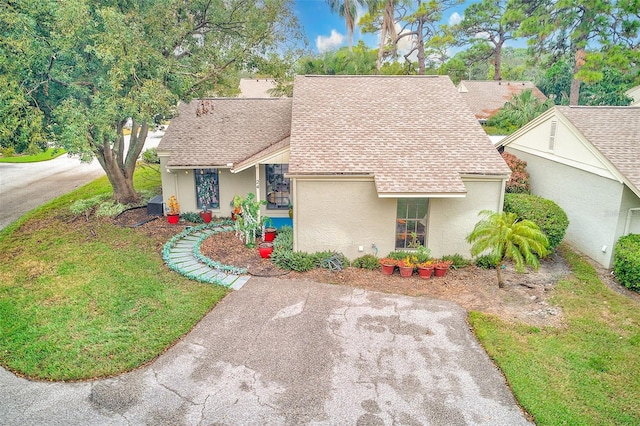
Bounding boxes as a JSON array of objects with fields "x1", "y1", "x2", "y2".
[
  {"x1": 293, "y1": 178, "x2": 397, "y2": 260},
  {"x1": 293, "y1": 177, "x2": 506, "y2": 260},
  {"x1": 428, "y1": 179, "x2": 506, "y2": 258},
  {"x1": 507, "y1": 147, "x2": 626, "y2": 268}
]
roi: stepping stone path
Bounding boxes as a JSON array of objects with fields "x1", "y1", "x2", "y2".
[{"x1": 163, "y1": 221, "x2": 250, "y2": 290}]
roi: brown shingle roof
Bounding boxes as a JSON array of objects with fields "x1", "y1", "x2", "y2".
[
  {"x1": 458, "y1": 80, "x2": 547, "y2": 120},
  {"x1": 558, "y1": 106, "x2": 640, "y2": 193},
  {"x1": 158, "y1": 98, "x2": 292, "y2": 167},
  {"x1": 288, "y1": 75, "x2": 510, "y2": 195}
]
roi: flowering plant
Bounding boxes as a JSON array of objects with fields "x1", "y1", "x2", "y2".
[
  {"x1": 417, "y1": 260, "x2": 435, "y2": 269},
  {"x1": 397, "y1": 257, "x2": 415, "y2": 268},
  {"x1": 379, "y1": 257, "x2": 397, "y2": 266},
  {"x1": 167, "y1": 195, "x2": 180, "y2": 215},
  {"x1": 434, "y1": 259, "x2": 453, "y2": 269}
]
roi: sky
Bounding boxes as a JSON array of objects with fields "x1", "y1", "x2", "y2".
[{"x1": 293, "y1": 0, "x2": 470, "y2": 54}]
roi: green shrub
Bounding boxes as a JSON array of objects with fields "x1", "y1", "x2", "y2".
[
  {"x1": 179, "y1": 212, "x2": 204, "y2": 223},
  {"x1": 273, "y1": 226, "x2": 293, "y2": 251},
  {"x1": 1, "y1": 147, "x2": 16, "y2": 157},
  {"x1": 476, "y1": 255, "x2": 498, "y2": 269},
  {"x1": 387, "y1": 250, "x2": 414, "y2": 261},
  {"x1": 95, "y1": 201, "x2": 127, "y2": 217},
  {"x1": 142, "y1": 148, "x2": 160, "y2": 164},
  {"x1": 70, "y1": 194, "x2": 111, "y2": 215},
  {"x1": 353, "y1": 254, "x2": 380, "y2": 270},
  {"x1": 504, "y1": 193, "x2": 569, "y2": 250},
  {"x1": 271, "y1": 249, "x2": 317, "y2": 272},
  {"x1": 442, "y1": 253, "x2": 470, "y2": 269},
  {"x1": 613, "y1": 234, "x2": 640, "y2": 291},
  {"x1": 501, "y1": 152, "x2": 530, "y2": 194}
]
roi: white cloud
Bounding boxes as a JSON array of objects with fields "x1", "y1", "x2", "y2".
[
  {"x1": 449, "y1": 12, "x2": 462, "y2": 26},
  {"x1": 316, "y1": 30, "x2": 345, "y2": 53}
]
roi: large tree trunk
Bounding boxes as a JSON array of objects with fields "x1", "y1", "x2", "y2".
[
  {"x1": 569, "y1": 49, "x2": 586, "y2": 105},
  {"x1": 93, "y1": 119, "x2": 149, "y2": 204},
  {"x1": 493, "y1": 41, "x2": 503, "y2": 81}
]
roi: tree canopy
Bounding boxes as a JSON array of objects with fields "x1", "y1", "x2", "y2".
[{"x1": 1, "y1": 0, "x2": 303, "y2": 203}]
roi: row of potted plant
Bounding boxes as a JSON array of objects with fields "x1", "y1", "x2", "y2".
[{"x1": 379, "y1": 257, "x2": 453, "y2": 279}]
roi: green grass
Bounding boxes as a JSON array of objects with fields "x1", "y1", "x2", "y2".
[
  {"x1": 470, "y1": 245, "x2": 640, "y2": 425},
  {"x1": 0, "y1": 148, "x2": 66, "y2": 163},
  {"x1": 0, "y1": 165, "x2": 227, "y2": 380}
]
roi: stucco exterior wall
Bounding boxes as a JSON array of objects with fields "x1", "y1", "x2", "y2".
[
  {"x1": 618, "y1": 185, "x2": 640, "y2": 236},
  {"x1": 428, "y1": 179, "x2": 506, "y2": 258},
  {"x1": 293, "y1": 178, "x2": 397, "y2": 260},
  {"x1": 507, "y1": 147, "x2": 625, "y2": 268},
  {"x1": 293, "y1": 177, "x2": 505, "y2": 260}
]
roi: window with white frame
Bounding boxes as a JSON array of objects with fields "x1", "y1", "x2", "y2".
[
  {"x1": 195, "y1": 168, "x2": 219, "y2": 209},
  {"x1": 395, "y1": 199, "x2": 428, "y2": 249},
  {"x1": 266, "y1": 164, "x2": 290, "y2": 209}
]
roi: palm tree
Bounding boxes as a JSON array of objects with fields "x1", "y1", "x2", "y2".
[
  {"x1": 327, "y1": 0, "x2": 368, "y2": 51},
  {"x1": 466, "y1": 210, "x2": 550, "y2": 288}
]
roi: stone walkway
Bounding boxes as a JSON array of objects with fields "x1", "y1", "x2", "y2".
[{"x1": 162, "y1": 221, "x2": 250, "y2": 290}]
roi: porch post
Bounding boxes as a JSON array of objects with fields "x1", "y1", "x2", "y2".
[{"x1": 255, "y1": 164, "x2": 261, "y2": 223}]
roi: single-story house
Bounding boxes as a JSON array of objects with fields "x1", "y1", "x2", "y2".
[
  {"x1": 457, "y1": 80, "x2": 548, "y2": 123},
  {"x1": 498, "y1": 106, "x2": 640, "y2": 268},
  {"x1": 158, "y1": 75, "x2": 511, "y2": 260}
]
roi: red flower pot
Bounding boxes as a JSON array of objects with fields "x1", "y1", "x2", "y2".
[
  {"x1": 264, "y1": 228, "x2": 277, "y2": 242},
  {"x1": 434, "y1": 266, "x2": 448, "y2": 277},
  {"x1": 398, "y1": 265, "x2": 414, "y2": 278},
  {"x1": 200, "y1": 211, "x2": 212, "y2": 223},
  {"x1": 167, "y1": 214, "x2": 180, "y2": 224},
  {"x1": 258, "y1": 243, "x2": 274, "y2": 259},
  {"x1": 381, "y1": 264, "x2": 395, "y2": 275},
  {"x1": 417, "y1": 266, "x2": 434, "y2": 279}
]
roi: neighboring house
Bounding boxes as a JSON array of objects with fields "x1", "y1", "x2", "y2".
[
  {"x1": 625, "y1": 85, "x2": 640, "y2": 106},
  {"x1": 158, "y1": 75, "x2": 511, "y2": 260},
  {"x1": 238, "y1": 78, "x2": 277, "y2": 98},
  {"x1": 498, "y1": 106, "x2": 640, "y2": 268},
  {"x1": 457, "y1": 80, "x2": 548, "y2": 123}
]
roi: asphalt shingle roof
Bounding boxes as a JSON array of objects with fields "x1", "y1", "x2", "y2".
[
  {"x1": 558, "y1": 106, "x2": 640, "y2": 193},
  {"x1": 458, "y1": 80, "x2": 547, "y2": 120},
  {"x1": 158, "y1": 98, "x2": 292, "y2": 167},
  {"x1": 288, "y1": 75, "x2": 510, "y2": 195}
]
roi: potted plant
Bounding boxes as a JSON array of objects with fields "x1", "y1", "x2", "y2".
[
  {"x1": 258, "y1": 242, "x2": 274, "y2": 258},
  {"x1": 262, "y1": 218, "x2": 277, "y2": 242},
  {"x1": 434, "y1": 259, "x2": 453, "y2": 277},
  {"x1": 166, "y1": 195, "x2": 180, "y2": 224},
  {"x1": 199, "y1": 205, "x2": 212, "y2": 223},
  {"x1": 379, "y1": 257, "x2": 397, "y2": 275},
  {"x1": 417, "y1": 260, "x2": 435, "y2": 279},
  {"x1": 397, "y1": 257, "x2": 415, "y2": 278},
  {"x1": 231, "y1": 195, "x2": 242, "y2": 221},
  {"x1": 288, "y1": 202, "x2": 293, "y2": 219}
]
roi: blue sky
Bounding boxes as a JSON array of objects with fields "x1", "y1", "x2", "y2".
[{"x1": 293, "y1": 0, "x2": 471, "y2": 54}]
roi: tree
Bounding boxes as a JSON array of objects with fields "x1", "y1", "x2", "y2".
[
  {"x1": 454, "y1": 0, "x2": 522, "y2": 81},
  {"x1": 359, "y1": 0, "x2": 401, "y2": 72},
  {"x1": 3, "y1": 0, "x2": 302, "y2": 204},
  {"x1": 467, "y1": 210, "x2": 549, "y2": 288},
  {"x1": 297, "y1": 42, "x2": 378, "y2": 75},
  {"x1": 486, "y1": 89, "x2": 555, "y2": 134},
  {"x1": 327, "y1": 0, "x2": 368, "y2": 51},
  {"x1": 517, "y1": 0, "x2": 640, "y2": 105},
  {"x1": 394, "y1": 0, "x2": 463, "y2": 75}
]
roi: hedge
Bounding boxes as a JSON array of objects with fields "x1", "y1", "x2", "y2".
[
  {"x1": 504, "y1": 193, "x2": 569, "y2": 250},
  {"x1": 613, "y1": 234, "x2": 640, "y2": 291}
]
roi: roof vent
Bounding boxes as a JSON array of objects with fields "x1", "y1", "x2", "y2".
[{"x1": 549, "y1": 121, "x2": 558, "y2": 151}]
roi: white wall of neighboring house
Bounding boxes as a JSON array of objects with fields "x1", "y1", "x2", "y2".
[
  {"x1": 626, "y1": 85, "x2": 640, "y2": 106},
  {"x1": 504, "y1": 111, "x2": 640, "y2": 268}
]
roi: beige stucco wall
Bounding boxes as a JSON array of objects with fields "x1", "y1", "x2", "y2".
[
  {"x1": 428, "y1": 179, "x2": 506, "y2": 258},
  {"x1": 507, "y1": 147, "x2": 628, "y2": 268},
  {"x1": 293, "y1": 178, "x2": 397, "y2": 259},
  {"x1": 618, "y1": 185, "x2": 640, "y2": 236},
  {"x1": 293, "y1": 177, "x2": 506, "y2": 260}
]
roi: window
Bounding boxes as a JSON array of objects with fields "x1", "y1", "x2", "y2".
[
  {"x1": 266, "y1": 164, "x2": 290, "y2": 209},
  {"x1": 195, "y1": 169, "x2": 219, "y2": 209},
  {"x1": 396, "y1": 199, "x2": 428, "y2": 249}
]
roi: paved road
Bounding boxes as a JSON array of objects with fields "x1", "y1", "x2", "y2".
[
  {"x1": 1, "y1": 278, "x2": 532, "y2": 425},
  {"x1": 0, "y1": 131, "x2": 164, "y2": 231}
]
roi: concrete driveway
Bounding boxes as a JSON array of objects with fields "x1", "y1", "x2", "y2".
[{"x1": 1, "y1": 277, "x2": 532, "y2": 425}]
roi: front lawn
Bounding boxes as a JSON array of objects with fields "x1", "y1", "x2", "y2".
[
  {"x1": 0, "y1": 166, "x2": 227, "y2": 380},
  {"x1": 0, "y1": 148, "x2": 66, "y2": 163},
  {"x1": 471, "y1": 245, "x2": 640, "y2": 425}
]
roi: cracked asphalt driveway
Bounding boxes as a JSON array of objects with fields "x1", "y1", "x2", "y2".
[{"x1": 1, "y1": 278, "x2": 532, "y2": 425}]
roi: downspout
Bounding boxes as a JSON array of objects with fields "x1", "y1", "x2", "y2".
[{"x1": 624, "y1": 208, "x2": 640, "y2": 235}]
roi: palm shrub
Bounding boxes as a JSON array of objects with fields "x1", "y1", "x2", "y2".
[
  {"x1": 613, "y1": 234, "x2": 640, "y2": 290},
  {"x1": 467, "y1": 210, "x2": 550, "y2": 288},
  {"x1": 504, "y1": 193, "x2": 569, "y2": 250}
]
